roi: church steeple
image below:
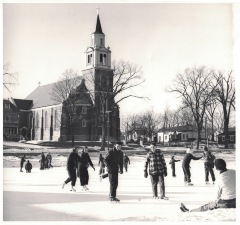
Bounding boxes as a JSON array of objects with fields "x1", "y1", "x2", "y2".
[
  {"x1": 94, "y1": 14, "x2": 104, "y2": 34},
  {"x1": 84, "y1": 9, "x2": 111, "y2": 69}
]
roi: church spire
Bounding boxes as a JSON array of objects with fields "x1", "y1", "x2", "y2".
[{"x1": 94, "y1": 12, "x2": 104, "y2": 34}]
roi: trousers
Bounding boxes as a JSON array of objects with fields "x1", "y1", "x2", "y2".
[
  {"x1": 108, "y1": 172, "x2": 118, "y2": 198},
  {"x1": 150, "y1": 174, "x2": 165, "y2": 198}
]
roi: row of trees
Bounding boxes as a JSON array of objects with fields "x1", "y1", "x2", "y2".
[
  {"x1": 121, "y1": 66, "x2": 235, "y2": 149},
  {"x1": 167, "y1": 66, "x2": 235, "y2": 149}
]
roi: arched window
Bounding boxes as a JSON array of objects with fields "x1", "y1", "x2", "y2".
[
  {"x1": 103, "y1": 54, "x2": 106, "y2": 65},
  {"x1": 100, "y1": 53, "x2": 103, "y2": 63},
  {"x1": 36, "y1": 113, "x2": 39, "y2": 128},
  {"x1": 87, "y1": 54, "x2": 92, "y2": 64},
  {"x1": 45, "y1": 111, "x2": 48, "y2": 129},
  {"x1": 100, "y1": 38, "x2": 103, "y2": 46},
  {"x1": 54, "y1": 110, "x2": 57, "y2": 129},
  {"x1": 82, "y1": 119, "x2": 87, "y2": 127}
]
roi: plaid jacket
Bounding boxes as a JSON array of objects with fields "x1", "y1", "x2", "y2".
[{"x1": 144, "y1": 149, "x2": 167, "y2": 175}]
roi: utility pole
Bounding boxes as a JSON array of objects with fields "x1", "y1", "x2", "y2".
[
  {"x1": 205, "y1": 117, "x2": 208, "y2": 147},
  {"x1": 106, "y1": 111, "x2": 111, "y2": 152}
]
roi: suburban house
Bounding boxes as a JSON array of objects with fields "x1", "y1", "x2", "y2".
[
  {"x1": 3, "y1": 13, "x2": 120, "y2": 142},
  {"x1": 157, "y1": 124, "x2": 205, "y2": 144},
  {"x1": 217, "y1": 127, "x2": 236, "y2": 145}
]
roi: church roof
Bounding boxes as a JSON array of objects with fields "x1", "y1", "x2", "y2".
[
  {"x1": 94, "y1": 14, "x2": 104, "y2": 34},
  {"x1": 13, "y1": 98, "x2": 33, "y2": 110},
  {"x1": 25, "y1": 77, "x2": 82, "y2": 109}
]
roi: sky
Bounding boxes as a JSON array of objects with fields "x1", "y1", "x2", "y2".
[{"x1": 2, "y1": 2, "x2": 237, "y2": 117}]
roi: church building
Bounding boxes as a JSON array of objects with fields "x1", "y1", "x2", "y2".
[{"x1": 3, "y1": 12, "x2": 120, "y2": 142}]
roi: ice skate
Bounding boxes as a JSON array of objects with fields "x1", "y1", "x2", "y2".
[
  {"x1": 187, "y1": 183, "x2": 193, "y2": 186},
  {"x1": 160, "y1": 196, "x2": 169, "y2": 200},
  {"x1": 110, "y1": 197, "x2": 120, "y2": 203},
  {"x1": 180, "y1": 203, "x2": 189, "y2": 212},
  {"x1": 84, "y1": 185, "x2": 89, "y2": 190},
  {"x1": 70, "y1": 186, "x2": 76, "y2": 192},
  {"x1": 62, "y1": 182, "x2": 65, "y2": 189}
]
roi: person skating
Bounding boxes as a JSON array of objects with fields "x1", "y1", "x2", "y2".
[
  {"x1": 25, "y1": 160, "x2": 32, "y2": 173},
  {"x1": 169, "y1": 155, "x2": 180, "y2": 177},
  {"x1": 180, "y1": 158, "x2": 236, "y2": 212},
  {"x1": 62, "y1": 147, "x2": 79, "y2": 192},
  {"x1": 77, "y1": 146, "x2": 95, "y2": 191},
  {"x1": 123, "y1": 153, "x2": 130, "y2": 172},
  {"x1": 144, "y1": 142, "x2": 168, "y2": 200},
  {"x1": 202, "y1": 146, "x2": 216, "y2": 185},
  {"x1": 40, "y1": 152, "x2": 45, "y2": 170},
  {"x1": 104, "y1": 142, "x2": 124, "y2": 202},
  {"x1": 20, "y1": 155, "x2": 26, "y2": 172},
  {"x1": 182, "y1": 147, "x2": 202, "y2": 186},
  {"x1": 46, "y1": 153, "x2": 53, "y2": 168},
  {"x1": 98, "y1": 153, "x2": 105, "y2": 180}
]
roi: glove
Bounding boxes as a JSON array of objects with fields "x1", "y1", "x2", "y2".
[
  {"x1": 164, "y1": 172, "x2": 167, "y2": 177},
  {"x1": 144, "y1": 171, "x2": 148, "y2": 178},
  {"x1": 119, "y1": 170, "x2": 123, "y2": 174}
]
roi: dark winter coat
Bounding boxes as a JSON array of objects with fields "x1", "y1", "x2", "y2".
[
  {"x1": 123, "y1": 155, "x2": 130, "y2": 165},
  {"x1": 66, "y1": 151, "x2": 78, "y2": 170},
  {"x1": 98, "y1": 155, "x2": 105, "y2": 168},
  {"x1": 169, "y1": 159, "x2": 180, "y2": 168},
  {"x1": 20, "y1": 157, "x2": 26, "y2": 166},
  {"x1": 144, "y1": 149, "x2": 167, "y2": 176},
  {"x1": 182, "y1": 153, "x2": 202, "y2": 168},
  {"x1": 203, "y1": 151, "x2": 215, "y2": 168},
  {"x1": 77, "y1": 152, "x2": 94, "y2": 171},
  {"x1": 104, "y1": 148, "x2": 123, "y2": 174},
  {"x1": 25, "y1": 162, "x2": 32, "y2": 171}
]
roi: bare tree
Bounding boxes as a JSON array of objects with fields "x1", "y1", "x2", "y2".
[
  {"x1": 213, "y1": 71, "x2": 235, "y2": 148},
  {"x1": 167, "y1": 66, "x2": 217, "y2": 149},
  {"x1": 3, "y1": 63, "x2": 18, "y2": 94},
  {"x1": 112, "y1": 60, "x2": 147, "y2": 104},
  {"x1": 206, "y1": 96, "x2": 219, "y2": 141},
  {"x1": 51, "y1": 69, "x2": 84, "y2": 146},
  {"x1": 84, "y1": 60, "x2": 146, "y2": 150}
]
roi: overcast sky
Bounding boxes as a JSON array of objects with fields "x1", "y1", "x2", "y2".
[{"x1": 3, "y1": 2, "x2": 237, "y2": 116}]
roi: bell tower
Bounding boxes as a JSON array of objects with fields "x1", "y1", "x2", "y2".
[{"x1": 85, "y1": 10, "x2": 111, "y2": 69}]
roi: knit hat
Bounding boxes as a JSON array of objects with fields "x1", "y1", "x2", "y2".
[{"x1": 215, "y1": 158, "x2": 226, "y2": 171}]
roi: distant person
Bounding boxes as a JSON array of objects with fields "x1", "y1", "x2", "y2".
[
  {"x1": 182, "y1": 148, "x2": 202, "y2": 185},
  {"x1": 62, "y1": 147, "x2": 79, "y2": 192},
  {"x1": 104, "y1": 142, "x2": 124, "y2": 202},
  {"x1": 144, "y1": 142, "x2": 168, "y2": 200},
  {"x1": 180, "y1": 158, "x2": 236, "y2": 212},
  {"x1": 20, "y1": 155, "x2": 26, "y2": 172},
  {"x1": 98, "y1": 154, "x2": 105, "y2": 176},
  {"x1": 25, "y1": 160, "x2": 32, "y2": 173},
  {"x1": 46, "y1": 153, "x2": 53, "y2": 168},
  {"x1": 77, "y1": 146, "x2": 95, "y2": 191},
  {"x1": 123, "y1": 153, "x2": 130, "y2": 172},
  {"x1": 169, "y1": 155, "x2": 180, "y2": 177},
  {"x1": 40, "y1": 152, "x2": 45, "y2": 170},
  {"x1": 202, "y1": 146, "x2": 216, "y2": 185}
]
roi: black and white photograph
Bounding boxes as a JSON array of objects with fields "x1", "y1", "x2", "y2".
[{"x1": 2, "y1": 0, "x2": 239, "y2": 222}]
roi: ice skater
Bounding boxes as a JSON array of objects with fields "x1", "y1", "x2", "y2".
[
  {"x1": 46, "y1": 153, "x2": 53, "y2": 168},
  {"x1": 98, "y1": 153, "x2": 105, "y2": 176},
  {"x1": 182, "y1": 147, "x2": 202, "y2": 185},
  {"x1": 169, "y1": 155, "x2": 180, "y2": 177},
  {"x1": 104, "y1": 142, "x2": 124, "y2": 202},
  {"x1": 202, "y1": 146, "x2": 216, "y2": 184},
  {"x1": 40, "y1": 152, "x2": 45, "y2": 170},
  {"x1": 20, "y1": 155, "x2": 26, "y2": 172},
  {"x1": 123, "y1": 153, "x2": 130, "y2": 172},
  {"x1": 25, "y1": 160, "x2": 32, "y2": 173},
  {"x1": 180, "y1": 158, "x2": 236, "y2": 212},
  {"x1": 144, "y1": 142, "x2": 168, "y2": 200},
  {"x1": 77, "y1": 146, "x2": 95, "y2": 191},
  {"x1": 62, "y1": 147, "x2": 79, "y2": 192}
]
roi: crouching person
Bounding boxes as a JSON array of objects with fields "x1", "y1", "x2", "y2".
[
  {"x1": 25, "y1": 160, "x2": 32, "y2": 173},
  {"x1": 180, "y1": 158, "x2": 236, "y2": 212}
]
